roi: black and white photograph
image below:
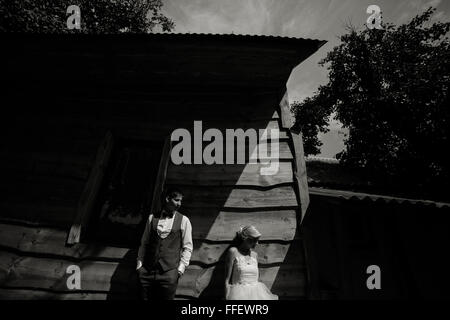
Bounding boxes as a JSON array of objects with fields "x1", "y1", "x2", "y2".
[{"x1": 0, "y1": 0, "x2": 449, "y2": 309}]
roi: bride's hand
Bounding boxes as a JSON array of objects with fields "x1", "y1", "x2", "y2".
[{"x1": 224, "y1": 284, "x2": 230, "y2": 300}]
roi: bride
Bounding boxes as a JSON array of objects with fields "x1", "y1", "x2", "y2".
[{"x1": 224, "y1": 225, "x2": 278, "y2": 300}]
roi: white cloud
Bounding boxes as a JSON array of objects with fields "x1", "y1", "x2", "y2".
[
  {"x1": 421, "y1": 0, "x2": 442, "y2": 10},
  {"x1": 166, "y1": 0, "x2": 278, "y2": 35},
  {"x1": 432, "y1": 10, "x2": 445, "y2": 20}
]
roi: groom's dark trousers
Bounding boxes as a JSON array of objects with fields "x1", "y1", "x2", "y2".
[
  {"x1": 138, "y1": 265, "x2": 179, "y2": 300},
  {"x1": 137, "y1": 212, "x2": 182, "y2": 300}
]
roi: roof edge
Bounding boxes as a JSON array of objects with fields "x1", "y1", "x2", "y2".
[{"x1": 309, "y1": 187, "x2": 450, "y2": 209}]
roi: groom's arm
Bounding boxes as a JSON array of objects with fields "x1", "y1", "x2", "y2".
[
  {"x1": 178, "y1": 216, "x2": 193, "y2": 275},
  {"x1": 136, "y1": 214, "x2": 153, "y2": 270}
]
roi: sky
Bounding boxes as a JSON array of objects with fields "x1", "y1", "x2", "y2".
[{"x1": 160, "y1": 0, "x2": 450, "y2": 157}]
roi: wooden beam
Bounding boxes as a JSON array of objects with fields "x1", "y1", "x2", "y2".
[
  {"x1": 178, "y1": 264, "x2": 306, "y2": 299},
  {"x1": 291, "y1": 132, "x2": 310, "y2": 222},
  {"x1": 279, "y1": 91, "x2": 295, "y2": 129},
  {"x1": 187, "y1": 209, "x2": 298, "y2": 241},
  {"x1": 149, "y1": 136, "x2": 172, "y2": 214},
  {"x1": 192, "y1": 241, "x2": 304, "y2": 265},
  {"x1": 0, "y1": 201, "x2": 76, "y2": 229},
  {"x1": 166, "y1": 162, "x2": 294, "y2": 187},
  {"x1": 0, "y1": 289, "x2": 117, "y2": 300},
  {"x1": 0, "y1": 251, "x2": 306, "y2": 298},
  {"x1": 176, "y1": 186, "x2": 298, "y2": 209},
  {"x1": 66, "y1": 131, "x2": 114, "y2": 244},
  {"x1": 278, "y1": 90, "x2": 310, "y2": 222},
  {"x1": 0, "y1": 223, "x2": 304, "y2": 264}
]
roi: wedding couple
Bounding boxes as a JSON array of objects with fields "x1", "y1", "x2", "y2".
[{"x1": 136, "y1": 187, "x2": 278, "y2": 300}]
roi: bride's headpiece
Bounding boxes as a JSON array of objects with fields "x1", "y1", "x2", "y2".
[{"x1": 237, "y1": 225, "x2": 262, "y2": 240}]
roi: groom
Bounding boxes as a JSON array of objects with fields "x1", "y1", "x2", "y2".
[{"x1": 136, "y1": 187, "x2": 193, "y2": 300}]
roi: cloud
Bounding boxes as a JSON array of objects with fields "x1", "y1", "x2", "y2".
[
  {"x1": 165, "y1": 0, "x2": 278, "y2": 35},
  {"x1": 392, "y1": 0, "x2": 448, "y2": 25},
  {"x1": 433, "y1": 10, "x2": 445, "y2": 20},
  {"x1": 409, "y1": 0, "x2": 442, "y2": 10},
  {"x1": 165, "y1": 0, "x2": 337, "y2": 38}
]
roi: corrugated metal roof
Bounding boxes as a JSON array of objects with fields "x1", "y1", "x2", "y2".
[
  {"x1": 154, "y1": 32, "x2": 327, "y2": 43},
  {"x1": 306, "y1": 156, "x2": 339, "y2": 164},
  {"x1": 309, "y1": 187, "x2": 450, "y2": 209},
  {"x1": 306, "y1": 159, "x2": 450, "y2": 205},
  {"x1": 7, "y1": 32, "x2": 327, "y2": 48}
]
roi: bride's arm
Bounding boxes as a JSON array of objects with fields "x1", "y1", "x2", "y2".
[
  {"x1": 252, "y1": 251, "x2": 260, "y2": 281},
  {"x1": 224, "y1": 248, "x2": 236, "y2": 300}
]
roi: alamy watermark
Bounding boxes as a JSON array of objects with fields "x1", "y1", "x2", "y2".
[
  {"x1": 366, "y1": 265, "x2": 381, "y2": 290},
  {"x1": 66, "y1": 5, "x2": 81, "y2": 30},
  {"x1": 66, "y1": 265, "x2": 81, "y2": 290},
  {"x1": 367, "y1": 5, "x2": 383, "y2": 30},
  {"x1": 170, "y1": 121, "x2": 280, "y2": 175}
]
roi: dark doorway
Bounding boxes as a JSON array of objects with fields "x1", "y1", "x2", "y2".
[{"x1": 87, "y1": 138, "x2": 165, "y2": 248}]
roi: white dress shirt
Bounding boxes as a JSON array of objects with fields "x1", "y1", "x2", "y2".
[{"x1": 137, "y1": 211, "x2": 193, "y2": 274}]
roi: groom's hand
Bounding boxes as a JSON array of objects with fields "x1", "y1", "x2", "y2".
[{"x1": 177, "y1": 263, "x2": 186, "y2": 278}]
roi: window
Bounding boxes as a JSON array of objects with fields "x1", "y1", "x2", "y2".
[{"x1": 67, "y1": 132, "x2": 171, "y2": 248}]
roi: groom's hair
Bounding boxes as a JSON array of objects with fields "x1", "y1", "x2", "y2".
[{"x1": 165, "y1": 187, "x2": 184, "y2": 200}]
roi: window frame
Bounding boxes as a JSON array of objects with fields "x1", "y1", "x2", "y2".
[{"x1": 66, "y1": 131, "x2": 172, "y2": 245}]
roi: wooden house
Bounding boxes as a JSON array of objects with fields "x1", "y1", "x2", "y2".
[{"x1": 0, "y1": 33, "x2": 326, "y2": 299}]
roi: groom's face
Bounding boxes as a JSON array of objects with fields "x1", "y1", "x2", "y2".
[{"x1": 165, "y1": 194, "x2": 183, "y2": 212}]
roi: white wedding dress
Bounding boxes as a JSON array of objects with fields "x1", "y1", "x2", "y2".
[{"x1": 226, "y1": 251, "x2": 278, "y2": 300}]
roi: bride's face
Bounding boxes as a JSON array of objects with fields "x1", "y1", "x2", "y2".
[{"x1": 244, "y1": 237, "x2": 259, "y2": 249}]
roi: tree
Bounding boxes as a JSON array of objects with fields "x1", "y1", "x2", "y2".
[
  {"x1": 291, "y1": 7, "x2": 450, "y2": 195},
  {"x1": 0, "y1": 0, "x2": 174, "y2": 33}
]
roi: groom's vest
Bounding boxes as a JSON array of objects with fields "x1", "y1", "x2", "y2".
[{"x1": 143, "y1": 211, "x2": 183, "y2": 272}]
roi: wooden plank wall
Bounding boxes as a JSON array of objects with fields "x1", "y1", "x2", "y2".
[
  {"x1": 165, "y1": 111, "x2": 306, "y2": 299},
  {"x1": 1, "y1": 90, "x2": 276, "y2": 225},
  {"x1": 0, "y1": 89, "x2": 306, "y2": 299}
]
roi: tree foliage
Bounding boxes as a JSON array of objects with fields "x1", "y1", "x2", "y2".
[
  {"x1": 0, "y1": 0, "x2": 174, "y2": 33},
  {"x1": 292, "y1": 7, "x2": 450, "y2": 192}
]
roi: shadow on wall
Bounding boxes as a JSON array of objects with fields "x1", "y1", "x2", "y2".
[
  {"x1": 106, "y1": 249, "x2": 140, "y2": 300},
  {"x1": 197, "y1": 248, "x2": 229, "y2": 300},
  {"x1": 270, "y1": 236, "x2": 306, "y2": 299},
  {"x1": 106, "y1": 100, "x2": 295, "y2": 300}
]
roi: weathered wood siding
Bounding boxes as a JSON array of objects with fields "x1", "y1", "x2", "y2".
[
  {"x1": 164, "y1": 113, "x2": 306, "y2": 299},
  {"x1": 0, "y1": 106, "x2": 306, "y2": 299},
  {"x1": 0, "y1": 34, "x2": 324, "y2": 299}
]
